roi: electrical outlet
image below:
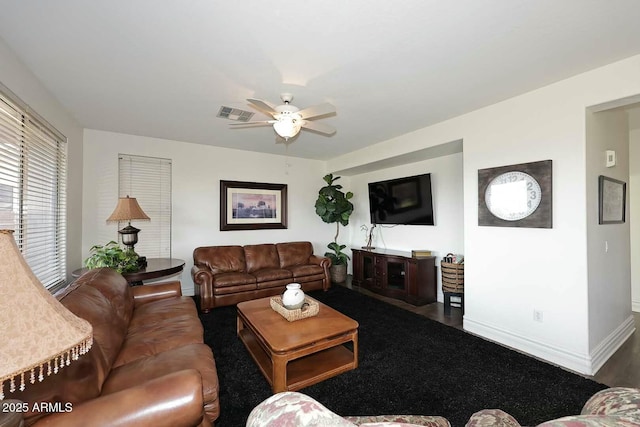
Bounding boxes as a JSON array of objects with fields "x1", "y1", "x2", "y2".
[{"x1": 533, "y1": 310, "x2": 543, "y2": 323}]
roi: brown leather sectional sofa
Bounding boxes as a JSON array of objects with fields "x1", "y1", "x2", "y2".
[
  {"x1": 192, "y1": 241, "x2": 331, "y2": 312},
  {"x1": 13, "y1": 268, "x2": 219, "y2": 427}
]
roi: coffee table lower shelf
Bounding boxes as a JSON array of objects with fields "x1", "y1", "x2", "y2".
[{"x1": 238, "y1": 328, "x2": 357, "y2": 393}]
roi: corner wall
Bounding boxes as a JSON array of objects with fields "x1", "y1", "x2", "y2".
[
  {"x1": 327, "y1": 54, "x2": 640, "y2": 374},
  {"x1": 585, "y1": 109, "x2": 634, "y2": 372}
]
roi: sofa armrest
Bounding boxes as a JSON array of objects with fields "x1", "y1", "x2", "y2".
[
  {"x1": 580, "y1": 387, "x2": 640, "y2": 417},
  {"x1": 191, "y1": 265, "x2": 214, "y2": 312},
  {"x1": 310, "y1": 254, "x2": 331, "y2": 268},
  {"x1": 32, "y1": 370, "x2": 204, "y2": 427},
  {"x1": 465, "y1": 409, "x2": 521, "y2": 426},
  {"x1": 247, "y1": 391, "x2": 355, "y2": 427},
  {"x1": 309, "y1": 255, "x2": 332, "y2": 291},
  {"x1": 132, "y1": 280, "x2": 183, "y2": 307},
  {"x1": 533, "y1": 388, "x2": 640, "y2": 427}
]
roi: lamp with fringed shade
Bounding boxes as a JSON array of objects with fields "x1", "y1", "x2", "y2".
[{"x1": 0, "y1": 230, "x2": 93, "y2": 400}]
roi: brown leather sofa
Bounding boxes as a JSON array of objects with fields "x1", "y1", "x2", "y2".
[
  {"x1": 12, "y1": 268, "x2": 219, "y2": 427},
  {"x1": 192, "y1": 241, "x2": 331, "y2": 312}
]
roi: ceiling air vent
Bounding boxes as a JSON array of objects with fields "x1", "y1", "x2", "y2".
[{"x1": 217, "y1": 106, "x2": 254, "y2": 122}]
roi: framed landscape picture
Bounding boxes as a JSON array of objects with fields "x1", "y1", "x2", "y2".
[
  {"x1": 220, "y1": 180, "x2": 288, "y2": 231},
  {"x1": 598, "y1": 175, "x2": 626, "y2": 224}
]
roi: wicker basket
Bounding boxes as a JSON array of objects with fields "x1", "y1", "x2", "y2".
[
  {"x1": 270, "y1": 296, "x2": 319, "y2": 322},
  {"x1": 441, "y1": 261, "x2": 464, "y2": 293}
]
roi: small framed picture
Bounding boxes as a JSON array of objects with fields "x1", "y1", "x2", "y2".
[
  {"x1": 598, "y1": 175, "x2": 626, "y2": 224},
  {"x1": 220, "y1": 180, "x2": 288, "y2": 231}
]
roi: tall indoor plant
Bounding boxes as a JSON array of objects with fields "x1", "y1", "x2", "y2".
[{"x1": 315, "y1": 173, "x2": 354, "y2": 283}]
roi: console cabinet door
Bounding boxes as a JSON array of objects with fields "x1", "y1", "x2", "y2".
[
  {"x1": 352, "y1": 249, "x2": 363, "y2": 286},
  {"x1": 352, "y1": 249, "x2": 377, "y2": 288},
  {"x1": 366, "y1": 252, "x2": 380, "y2": 289},
  {"x1": 380, "y1": 256, "x2": 407, "y2": 299}
]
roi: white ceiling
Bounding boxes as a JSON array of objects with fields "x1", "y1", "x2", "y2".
[{"x1": 0, "y1": 1, "x2": 639, "y2": 160}]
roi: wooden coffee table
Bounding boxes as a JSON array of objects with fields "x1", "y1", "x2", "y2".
[{"x1": 237, "y1": 296, "x2": 359, "y2": 393}]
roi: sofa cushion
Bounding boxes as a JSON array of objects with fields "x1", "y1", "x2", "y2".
[
  {"x1": 102, "y1": 343, "x2": 220, "y2": 422},
  {"x1": 256, "y1": 278, "x2": 295, "y2": 290},
  {"x1": 114, "y1": 312, "x2": 204, "y2": 367},
  {"x1": 128, "y1": 295, "x2": 201, "y2": 329},
  {"x1": 276, "y1": 241, "x2": 313, "y2": 268},
  {"x1": 79, "y1": 268, "x2": 135, "y2": 326},
  {"x1": 245, "y1": 244, "x2": 280, "y2": 273},
  {"x1": 252, "y1": 268, "x2": 293, "y2": 282},
  {"x1": 194, "y1": 245, "x2": 246, "y2": 274},
  {"x1": 288, "y1": 264, "x2": 325, "y2": 278},
  {"x1": 61, "y1": 272, "x2": 128, "y2": 369},
  {"x1": 214, "y1": 271, "x2": 257, "y2": 288}
]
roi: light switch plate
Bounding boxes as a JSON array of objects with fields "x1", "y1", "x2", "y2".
[{"x1": 606, "y1": 150, "x2": 616, "y2": 167}]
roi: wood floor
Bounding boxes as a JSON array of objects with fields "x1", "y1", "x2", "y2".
[{"x1": 339, "y1": 280, "x2": 639, "y2": 388}]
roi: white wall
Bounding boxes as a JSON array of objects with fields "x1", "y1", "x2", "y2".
[
  {"x1": 82, "y1": 129, "x2": 333, "y2": 295},
  {"x1": 346, "y1": 153, "x2": 464, "y2": 302},
  {"x1": 630, "y1": 108, "x2": 640, "y2": 312},
  {"x1": 327, "y1": 54, "x2": 640, "y2": 374},
  {"x1": 0, "y1": 38, "x2": 84, "y2": 280},
  {"x1": 585, "y1": 109, "x2": 633, "y2": 371}
]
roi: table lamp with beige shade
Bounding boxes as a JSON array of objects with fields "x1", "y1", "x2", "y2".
[{"x1": 106, "y1": 195, "x2": 150, "y2": 267}]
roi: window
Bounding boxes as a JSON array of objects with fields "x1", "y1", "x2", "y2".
[
  {"x1": 118, "y1": 154, "x2": 172, "y2": 258},
  {"x1": 0, "y1": 83, "x2": 67, "y2": 291}
]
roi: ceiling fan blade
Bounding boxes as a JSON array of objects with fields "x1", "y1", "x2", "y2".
[
  {"x1": 229, "y1": 120, "x2": 274, "y2": 127},
  {"x1": 301, "y1": 120, "x2": 336, "y2": 135},
  {"x1": 297, "y1": 103, "x2": 336, "y2": 120},
  {"x1": 247, "y1": 98, "x2": 278, "y2": 115}
]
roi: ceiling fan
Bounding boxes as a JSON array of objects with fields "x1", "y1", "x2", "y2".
[{"x1": 231, "y1": 93, "x2": 336, "y2": 141}]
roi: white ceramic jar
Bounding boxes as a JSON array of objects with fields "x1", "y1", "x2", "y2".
[{"x1": 282, "y1": 283, "x2": 305, "y2": 310}]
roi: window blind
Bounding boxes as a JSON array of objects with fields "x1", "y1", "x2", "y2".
[
  {"x1": 118, "y1": 154, "x2": 172, "y2": 258},
  {"x1": 0, "y1": 84, "x2": 67, "y2": 291}
]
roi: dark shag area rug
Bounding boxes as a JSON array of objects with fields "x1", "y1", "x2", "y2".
[{"x1": 199, "y1": 286, "x2": 607, "y2": 427}]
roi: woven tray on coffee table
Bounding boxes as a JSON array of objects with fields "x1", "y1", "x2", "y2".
[{"x1": 270, "y1": 296, "x2": 319, "y2": 322}]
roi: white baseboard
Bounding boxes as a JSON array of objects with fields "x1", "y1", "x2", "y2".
[
  {"x1": 464, "y1": 315, "x2": 636, "y2": 376},
  {"x1": 589, "y1": 315, "x2": 636, "y2": 375},
  {"x1": 633, "y1": 299, "x2": 640, "y2": 313},
  {"x1": 464, "y1": 318, "x2": 592, "y2": 375}
]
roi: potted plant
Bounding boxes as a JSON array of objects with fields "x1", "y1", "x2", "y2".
[
  {"x1": 315, "y1": 173, "x2": 354, "y2": 283},
  {"x1": 84, "y1": 241, "x2": 140, "y2": 273}
]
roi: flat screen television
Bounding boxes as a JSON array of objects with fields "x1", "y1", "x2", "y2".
[{"x1": 368, "y1": 173, "x2": 434, "y2": 225}]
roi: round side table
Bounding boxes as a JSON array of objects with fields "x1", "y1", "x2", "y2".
[{"x1": 73, "y1": 258, "x2": 185, "y2": 286}]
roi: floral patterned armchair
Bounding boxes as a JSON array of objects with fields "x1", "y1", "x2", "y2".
[{"x1": 246, "y1": 388, "x2": 640, "y2": 427}]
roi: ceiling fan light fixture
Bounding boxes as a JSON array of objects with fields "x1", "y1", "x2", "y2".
[
  {"x1": 273, "y1": 117, "x2": 301, "y2": 140},
  {"x1": 242, "y1": 94, "x2": 336, "y2": 141}
]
